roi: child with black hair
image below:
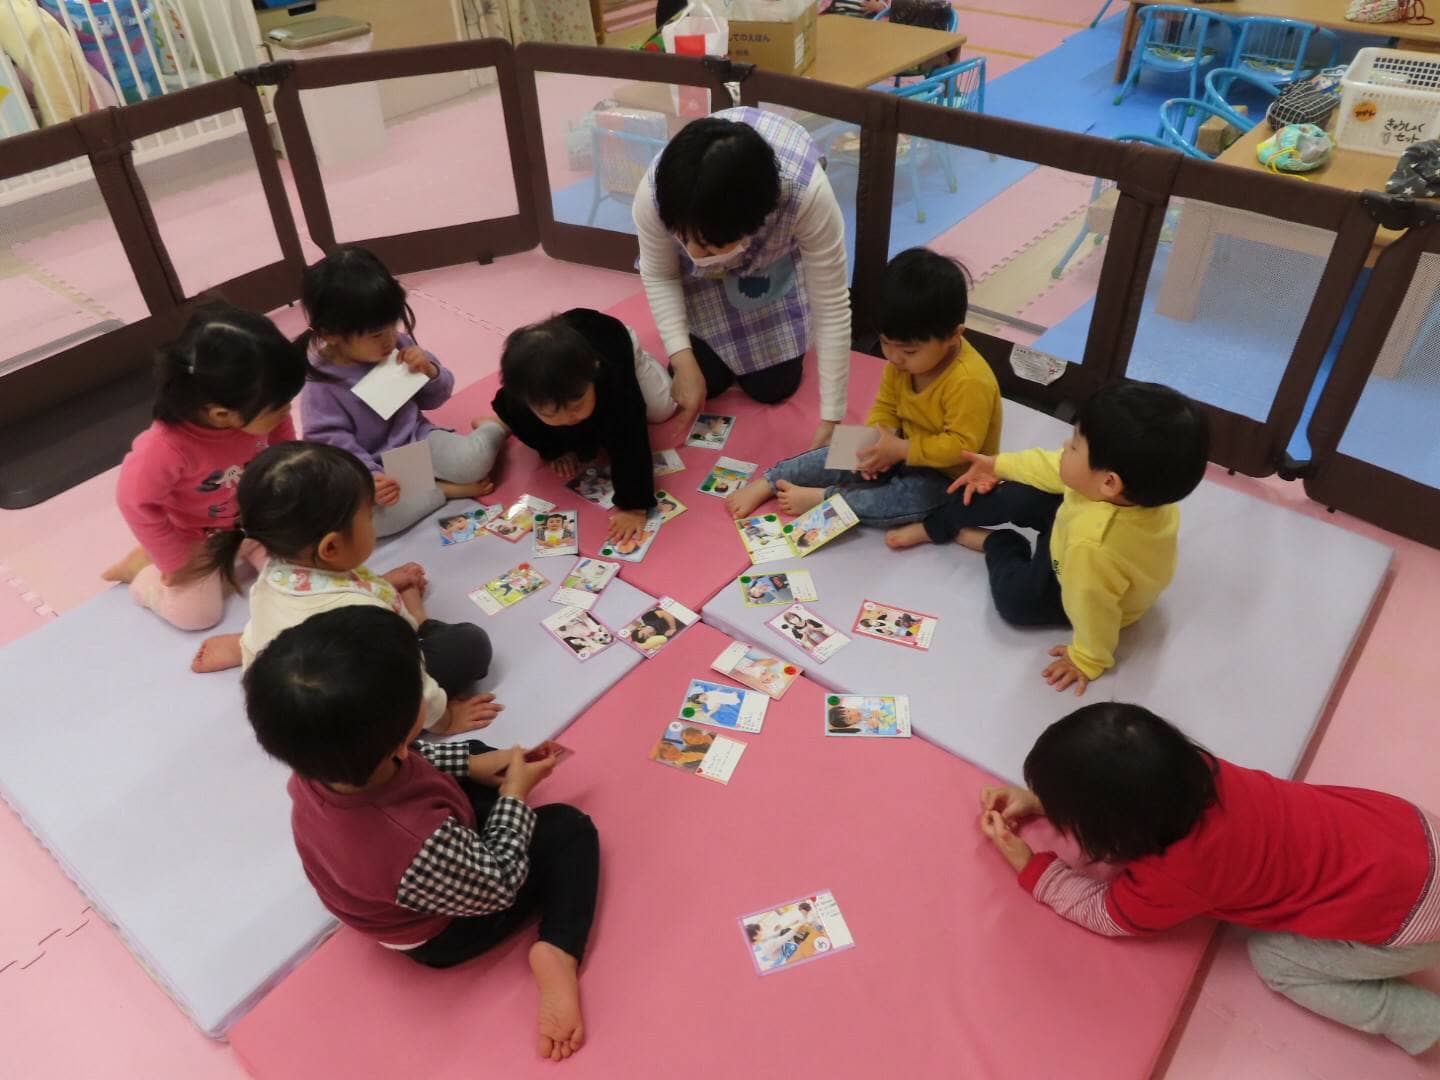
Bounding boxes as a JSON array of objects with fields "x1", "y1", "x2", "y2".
[
  {"x1": 726, "y1": 248, "x2": 1000, "y2": 526},
  {"x1": 244, "y1": 606, "x2": 598, "y2": 1061},
  {"x1": 979, "y1": 702, "x2": 1440, "y2": 1055},
  {"x1": 889, "y1": 380, "x2": 1209, "y2": 694},
  {"x1": 196, "y1": 441, "x2": 498, "y2": 734},
  {"x1": 299, "y1": 246, "x2": 507, "y2": 536},
  {"x1": 493, "y1": 308, "x2": 676, "y2": 543},
  {"x1": 103, "y1": 303, "x2": 308, "y2": 640}
]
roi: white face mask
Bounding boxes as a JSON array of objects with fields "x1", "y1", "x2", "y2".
[{"x1": 683, "y1": 238, "x2": 750, "y2": 270}]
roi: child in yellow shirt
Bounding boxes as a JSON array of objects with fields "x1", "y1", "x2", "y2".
[
  {"x1": 727, "y1": 248, "x2": 1002, "y2": 526},
  {"x1": 888, "y1": 381, "x2": 1209, "y2": 694}
]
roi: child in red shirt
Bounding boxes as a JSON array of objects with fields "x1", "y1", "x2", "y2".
[{"x1": 979, "y1": 703, "x2": 1440, "y2": 1054}]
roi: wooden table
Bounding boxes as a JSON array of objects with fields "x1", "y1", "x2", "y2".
[{"x1": 1114, "y1": 0, "x2": 1440, "y2": 82}]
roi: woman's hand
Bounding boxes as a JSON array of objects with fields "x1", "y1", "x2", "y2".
[{"x1": 665, "y1": 348, "x2": 706, "y2": 447}]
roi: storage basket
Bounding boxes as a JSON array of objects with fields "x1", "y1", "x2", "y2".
[{"x1": 1335, "y1": 47, "x2": 1440, "y2": 157}]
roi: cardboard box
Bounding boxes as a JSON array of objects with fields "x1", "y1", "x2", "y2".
[{"x1": 728, "y1": 4, "x2": 817, "y2": 75}]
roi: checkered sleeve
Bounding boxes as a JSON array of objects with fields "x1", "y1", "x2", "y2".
[
  {"x1": 395, "y1": 796, "x2": 537, "y2": 917},
  {"x1": 413, "y1": 740, "x2": 485, "y2": 778}
]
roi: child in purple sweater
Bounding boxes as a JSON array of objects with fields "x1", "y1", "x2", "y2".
[{"x1": 300, "y1": 247, "x2": 507, "y2": 536}]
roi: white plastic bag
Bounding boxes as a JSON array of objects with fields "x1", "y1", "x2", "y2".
[{"x1": 662, "y1": 0, "x2": 729, "y2": 56}]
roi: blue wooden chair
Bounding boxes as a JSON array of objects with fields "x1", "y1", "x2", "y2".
[
  {"x1": 1052, "y1": 133, "x2": 1180, "y2": 279},
  {"x1": 1229, "y1": 16, "x2": 1338, "y2": 88},
  {"x1": 1203, "y1": 67, "x2": 1281, "y2": 133},
  {"x1": 1115, "y1": 5, "x2": 1235, "y2": 106}
]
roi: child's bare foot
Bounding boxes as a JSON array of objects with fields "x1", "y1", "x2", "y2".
[
  {"x1": 774, "y1": 480, "x2": 824, "y2": 517},
  {"x1": 101, "y1": 546, "x2": 151, "y2": 584},
  {"x1": 957, "y1": 527, "x2": 992, "y2": 552},
  {"x1": 885, "y1": 522, "x2": 929, "y2": 549},
  {"x1": 529, "y1": 941, "x2": 584, "y2": 1062},
  {"x1": 192, "y1": 633, "x2": 242, "y2": 673},
  {"x1": 438, "y1": 479, "x2": 496, "y2": 500},
  {"x1": 726, "y1": 477, "x2": 774, "y2": 519}
]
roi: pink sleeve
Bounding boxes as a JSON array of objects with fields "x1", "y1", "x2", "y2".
[
  {"x1": 116, "y1": 433, "x2": 194, "y2": 574},
  {"x1": 1019, "y1": 853, "x2": 1133, "y2": 938}
]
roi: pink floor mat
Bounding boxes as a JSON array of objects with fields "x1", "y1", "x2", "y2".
[
  {"x1": 953, "y1": 10, "x2": 1074, "y2": 56},
  {"x1": 954, "y1": 0, "x2": 1095, "y2": 26},
  {"x1": 0, "y1": 276, "x2": 109, "y2": 363},
  {"x1": 230, "y1": 622, "x2": 1212, "y2": 1080}
]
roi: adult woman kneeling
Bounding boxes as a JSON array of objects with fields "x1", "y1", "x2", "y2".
[{"x1": 633, "y1": 107, "x2": 851, "y2": 450}]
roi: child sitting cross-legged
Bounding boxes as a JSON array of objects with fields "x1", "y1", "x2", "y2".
[
  {"x1": 195, "y1": 441, "x2": 498, "y2": 735},
  {"x1": 244, "y1": 606, "x2": 599, "y2": 1061},
  {"x1": 979, "y1": 703, "x2": 1440, "y2": 1055},
  {"x1": 725, "y1": 248, "x2": 1001, "y2": 526},
  {"x1": 889, "y1": 381, "x2": 1209, "y2": 695}
]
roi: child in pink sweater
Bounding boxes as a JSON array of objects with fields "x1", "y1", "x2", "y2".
[{"x1": 103, "y1": 304, "x2": 308, "y2": 656}]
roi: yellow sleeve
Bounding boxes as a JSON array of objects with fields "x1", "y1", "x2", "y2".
[
  {"x1": 995, "y1": 448, "x2": 1066, "y2": 494},
  {"x1": 1059, "y1": 541, "x2": 1129, "y2": 678},
  {"x1": 865, "y1": 365, "x2": 901, "y2": 432},
  {"x1": 905, "y1": 374, "x2": 999, "y2": 470}
]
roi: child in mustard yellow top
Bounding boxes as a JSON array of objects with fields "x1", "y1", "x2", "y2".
[
  {"x1": 888, "y1": 381, "x2": 1209, "y2": 695},
  {"x1": 726, "y1": 248, "x2": 1002, "y2": 526}
]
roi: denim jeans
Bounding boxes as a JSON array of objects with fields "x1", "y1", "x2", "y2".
[{"x1": 765, "y1": 447, "x2": 954, "y2": 527}]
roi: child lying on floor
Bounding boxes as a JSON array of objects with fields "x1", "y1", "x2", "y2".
[
  {"x1": 726, "y1": 248, "x2": 1001, "y2": 527},
  {"x1": 980, "y1": 702, "x2": 1440, "y2": 1055},
  {"x1": 245, "y1": 606, "x2": 599, "y2": 1062},
  {"x1": 889, "y1": 380, "x2": 1209, "y2": 695}
]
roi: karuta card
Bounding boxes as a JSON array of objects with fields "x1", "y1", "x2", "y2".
[
  {"x1": 735, "y1": 513, "x2": 792, "y2": 564},
  {"x1": 649, "y1": 722, "x2": 747, "y2": 784},
  {"x1": 654, "y1": 490, "x2": 688, "y2": 523},
  {"x1": 541, "y1": 605, "x2": 616, "y2": 661},
  {"x1": 484, "y1": 494, "x2": 556, "y2": 542},
  {"x1": 852, "y1": 599, "x2": 938, "y2": 651},
  {"x1": 696, "y1": 733, "x2": 746, "y2": 784},
  {"x1": 437, "y1": 504, "x2": 502, "y2": 547},
  {"x1": 686, "y1": 412, "x2": 736, "y2": 450},
  {"x1": 467, "y1": 562, "x2": 549, "y2": 616},
  {"x1": 697, "y1": 457, "x2": 757, "y2": 498},
  {"x1": 711, "y1": 641, "x2": 803, "y2": 700},
  {"x1": 531, "y1": 509, "x2": 579, "y2": 558},
  {"x1": 380, "y1": 439, "x2": 435, "y2": 500},
  {"x1": 566, "y1": 466, "x2": 615, "y2": 509},
  {"x1": 678, "y1": 678, "x2": 768, "y2": 733},
  {"x1": 766, "y1": 604, "x2": 850, "y2": 662},
  {"x1": 824, "y1": 693, "x2": 912, "y2": 738},
  {"x1": 740, "y1": 891, "x2": 855, "y2": 976},
  {"x1": 618, "y1": 596, "x2": 699, "y2": 659},
  {"x1": 598, "y1": 509, "x2": 663, "y2": 563},
  {"x1": 782, "y1": 493, "x2": 859, "y2": 557},
  {"x1": 652, "y1": 448, "x2": 685, "y2": 476},
  {"x1": 550, "y1": 557, "x2": 620, "y2": 610},
  {"x1": 737, "y1": 570, "x2": 819, "y2": 608},
  {"x1": 824, "y1": 424, "x2": 880, "y2": 471},
  {"x1": 351, "y1": 349, "x2": 430, "y2": 420}
]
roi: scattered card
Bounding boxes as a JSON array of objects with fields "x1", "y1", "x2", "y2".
[
  {"x1": 654, "y1": 490, "x2": 688, "y2": 523},
  {"x1": 697, "y1": 457, "x2": 756, "y2": 498},
  {"x1": 766, "y1": 604, "x2": 850, "y2": 662},
  {"x1": 696, "y1": 733, "x2": 746, "y2": 784},
  {"x1": 467, "y1": 562, "x2": 549, "y2": 615},
  {"x1": 852, "y1": 600, "x2": 938, "y2": 650},
  {"x1": 566, "y1": 466, "x2": 614, "y2": 509},
  {"x1": 678, "y1": 678, "x2": 768, "y2": 733},
  {"x1": 525, "y1": 740, "x2": 573, "y2": 764},
  {"x1": 437, "y1": 504, "x2": 502, "y2": 547},
  {"x1": 824, "y1": 693, "x2": 912, "y2": 737},
  {"x1": 783, "y1": 493, "x2": 859, "y2": 557},
  {"x1": 648, "y1": 721, "x2": 746, "y2": 784},
  {"x1": 531, "y1": 509, "x2": 579, "y2": 558},
  {"x1": 735, "y1": 513, "x2": 792, "y2": 564},
  {"x1": 484, "y1": 494, "x2": 556, "y2": 542},
  {"x1": 550, "y1": 556, "x2": 620, "y2": 610},
  {"x1": 740, "y1": 891, "x2": 855, "y2": 975},
  {"x1": 824, "y1": 424, "x2": 881, "y2": 471},
  {"x1": 618, "y1": 596, "x2": 699, "y2": 658},
  {"x1": 652, "y1": 448, "x2": 685, "y2": 476},
  {"x1": 541, "y1": 605, "x2": 616, "y2": 661},
  {"x1": 711, "y1": 641, "x2": 803, "y2": 700},
  {"x1": 686, "y1": 413, "x2": 735, "y2": 449},
  {"x1": 598, "y1": 509, "x2": 663, "y2": 562},
  {"x1": 380, "y1": 439, "x2": 435, "y2": 499},
  {"x1": 737, "y1": 570, "x2": 818, "y2": 608},
  {"x1": 351, "y1": 349, "x2": 430, "y2": 420}
]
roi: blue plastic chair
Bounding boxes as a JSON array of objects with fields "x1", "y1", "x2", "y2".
[
  {"x1": 1090, "y1": 0, "x2": 1117, "y2": 28},
  {"x1": 1203, "y1": 67, "x2": 1281, "y2": 133},
  {"x1": 1115, "y1": 5, "x2": 1234, "y2": 106},
  {"x1": 587, "y1": 124, "x2": 669, "y2": 226},
  {"x1": 1229, "y1": 17, "x2": 1338, "y2": 87},
  {"x1": 1157, "y1": 96, "x2": 1243, "y2": 158},
  {"x1": 889, "y1": 58, "x2": 989, "y2": 221},
  {"x1": 1052, "y1": 133, "x2": 1180, "y2": 279}
]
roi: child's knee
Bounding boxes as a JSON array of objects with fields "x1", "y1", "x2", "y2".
[
  {"x1": 1247, "y1": 932, "x2": 1305, "y2": 990},
  {"x1": 459, "y1": 623, "x2": 493, "y2": 680},
  {"x1": 537, "y1": 803, "x2": 598, "y2": 848},
  {"x1": 131, "y1": 568, "x2": 224, "y2": 631}
]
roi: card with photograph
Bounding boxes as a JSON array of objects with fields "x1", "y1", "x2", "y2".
[
  {"x1": 484, "y1": 494, "x2": 556, "y2": 542},
  {"x1": 737, "y1": 570, "x2": 818, "y2": 608},
  {"x1": 652, "y1": 448, "x2": 685, "y2": 476},
  {"x1": 550, "y1": 557, "x2": 620, "y2": 610},
  {"x1": 851, "y1": 600, "x2": 938, "y2": 651},
  {"x1": 597, "y1": 509, "x2": 663, "y2": 562},
  {"x1": 541, "y1": 606, "x2": 616, "y2": 661},
  {"x1": 618, "y1": 596, "x2": 699, "y2": 659},
  {"x1": 782, "y1": 494, "x2": 859, "y2": 557},
  {"x1": 711, "y1": 641, "x2": 803, "y2": 700},
  {"x1": 697, "y1": 457, "x2": 757, "y2": 499},
  {"x1": 654, "y1": 490, "x2": 687, "y2": 522},
  {"x1": 531, "y1": 509, "x2": 579, "y2": 558},
  {"x1": 468, "y1": 562, "x2": 549, "y2": 615},
  {"x1": 766, "y1": 604, "x2": 850, "y2": 662},
  {"x1": 740, "y1": 891, "x2": 855, "y2": 976},
  {"x1": 566, "y1": 466, "x2": 615, "y2": 509},
  {"x1": 678, "y1": 678, "x2": 768, "y2": 733},
  {"x1": 824, "y1": 694, "x2": 912, "y2": 738},
  {"x1": 685, "y1": 413, "x2": 735, "y2": 449},
  {"x1": 734, "y1": 514, "x2": 792, "y2": 564},
  {"x1": 437, "y1": 504, "x2": 502, "y2": 547}
]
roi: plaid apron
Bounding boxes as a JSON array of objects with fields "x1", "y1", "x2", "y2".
[{"x1": 650, "y1": 107, "x2": 822, "y2": 376}]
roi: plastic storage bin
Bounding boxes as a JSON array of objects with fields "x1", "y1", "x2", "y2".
[
  {"x1": 1335, "y1": 47, "x2": 1440, "y2": 157},
  {"x1": 267, "y1": 16, "x2": 385, "y2": 169}
]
